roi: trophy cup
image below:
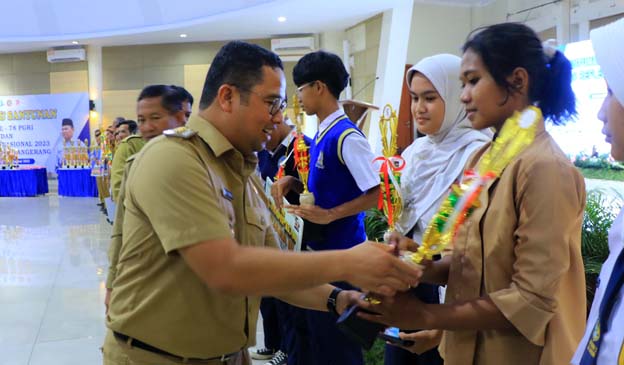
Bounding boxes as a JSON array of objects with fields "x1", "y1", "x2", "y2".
[
  {"x1": 81, "y1": 139, "x2": 89, "y2": 168},
  {"x1": 377, "y1": 104, "x2": 405, "y2": 241},
  {"x1": 61, "y1": 142, "x2": 68, "y2": 168},
  {"x1": 292, "y1": 95, "x2": 314, "y2": 206},
  {"x1": 8, "y1": 146, "x2": 17, "y2": 169},
  {"x1": 0, "y1": 144, "x2": 6, "y2": 170}
]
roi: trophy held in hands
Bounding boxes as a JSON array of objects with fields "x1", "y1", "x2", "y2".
[{"x1": 292, "y1": 95, "x2": 314, "y2": 206}]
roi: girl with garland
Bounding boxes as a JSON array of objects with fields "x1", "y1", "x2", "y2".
[
  {"x1": 384, "y1": 53, "x2": 491, "y2": 365},
  {"x1": 358, "y1": 22, "x2": 587, "y2": 365}
]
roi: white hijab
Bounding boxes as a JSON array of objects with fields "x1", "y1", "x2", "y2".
[
  {"x1": 591, "y1": 17, "x2": 624, "y2": 106},
  {"x1": 396, "y1": 54, "x2": 493, "y2": 241}
]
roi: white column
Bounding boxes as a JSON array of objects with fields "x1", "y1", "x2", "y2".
[
  {"x1": 367, "y1": 0, "x2": 413, "y2": 154},
  {"x1": 343, "y1": 39, "x2": 352, "y2": 99},
  {"x1": 578, "y1": 20, "x2": 590, "y2": 41},
  {"x1": 556, "y1": 0, "x2": 571, "y2": 45},
  {"x1": 87, "y1": 45, "x2": 103, "y2": 130}
]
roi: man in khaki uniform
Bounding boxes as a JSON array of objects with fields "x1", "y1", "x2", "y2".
[
  {"x1": 93, "y1": 129, "x2": 108, "y2": 210},
  {"x1": 171, "y1": 84, "x2": 194, "y2": 121},
  {"x1": 103, "y1": 41, "x2": 422, "y2": 365},
  {"x1": 105, "y1": 84, "x2": 189, "y2": 309},
  {"x1": 110, "y1": 120, "x2": 141, "y2": 202},
  {"x1": 109, "y1": 85, "x2": 193, "y2": 203}
]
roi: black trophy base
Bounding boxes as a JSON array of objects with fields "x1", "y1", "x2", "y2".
[{"x1": 336, "y1": 305, "x2": 384, "y2": 350}]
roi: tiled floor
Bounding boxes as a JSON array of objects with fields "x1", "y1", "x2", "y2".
[{"x1": 0, "y1": 194, "x2": 268, "y2": 365}]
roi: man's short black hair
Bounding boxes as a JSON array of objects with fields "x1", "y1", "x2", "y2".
[
  {"x1": 137, "y1": 85, "x2": 185, "y2": 114},
  {"x1": 199, "y1": 41, "x2": 283, "y2": 109},
  {"x1": 293, "y1": 51, "x2": 349, "y2": 99},
  {"x1": 117, "y1": 119, "x2": 138, "y2": 134},
  {"x1": 61, "y1": 118, "x2": 74, "y2": 128},
  {"x1": 171, "y1": 85, "x2": 194, "y2": 106}
]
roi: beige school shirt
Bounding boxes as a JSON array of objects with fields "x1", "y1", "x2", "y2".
[
  {"x1": 440, "y1": 122, "x2": 587, "y2": 365},
  {"x1": 107, "y1": 115, "x2": 279, "y2": 358}
]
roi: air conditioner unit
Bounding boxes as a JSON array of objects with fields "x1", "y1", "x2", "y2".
[
  {"x1": 271, "y1": 37, "x2": 315, "y2": 61},
  {"x1": 46, "y1": 47, "x2": 86, "y2": 63}
]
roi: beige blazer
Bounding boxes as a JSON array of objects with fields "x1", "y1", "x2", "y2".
[{"x1": 441, "y1": 122, "x2": 587, "y2": 365}]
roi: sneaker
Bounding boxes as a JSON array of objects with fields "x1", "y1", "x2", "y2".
[
  {"x1": 251, "y1": 348, "x2": 276, "y2": 360},
  {"x1": 264, "y1": 351, "x2": 287, "y2": 365}
]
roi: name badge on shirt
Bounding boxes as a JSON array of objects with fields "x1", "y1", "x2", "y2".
[
  {"x1": 222, "y1": 188, "x2": 233, "y2": 201},
  {"x1": 315, "y1": 151, "x2": 325, "y2": 169}
]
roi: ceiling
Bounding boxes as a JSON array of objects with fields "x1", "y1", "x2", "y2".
[{"x1": 0, "y1": 0, "x2": 493, "y2": 54}]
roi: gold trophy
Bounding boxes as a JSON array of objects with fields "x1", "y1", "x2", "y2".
[
  {"x1": 62, "y1": 142, "x2": 69, "y2": 168},
  {"x1": 0, "y1": 144, "x2": 5, "y2": 169},
  {"x1": 81, "y1": 139, "x2": 89, "y2": 168},
  {"x1": 69, "y1": 141, "x2": 75, "y2": 168},
  {"x1": 292, "y1": 95, "x2": 315, "y2": 206},
  {"x1": 8, "y1": 146, "x2": 17, "y2": 169},
  {"x1": 377, "y1": 104, "x2": 404, "y2": 241}
]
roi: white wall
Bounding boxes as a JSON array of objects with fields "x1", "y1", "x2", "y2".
[
  {"x1": 407, "y1": 2, "x2": 473, "y2": 64},
  {"x1": 471, "y1": 0, "x2": 508, "y2": 28},
  {"x1": 473, "y1": 0, "x2": 624, "y2": 42}
]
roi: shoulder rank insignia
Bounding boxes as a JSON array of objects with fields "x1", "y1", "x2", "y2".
[{"x1": 163, "y1": 126, "x2": 197, "y2": 139}]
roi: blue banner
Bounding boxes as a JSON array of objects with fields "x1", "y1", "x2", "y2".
[{"x1": 0, "y1": 92, "x2": 89, "y2": 173}]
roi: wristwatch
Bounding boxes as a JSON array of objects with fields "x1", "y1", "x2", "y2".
[{"x1": 326, "y1": 287, "x2": 343, "y2": 317}]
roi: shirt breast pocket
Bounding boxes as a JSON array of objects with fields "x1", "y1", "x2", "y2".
[{"x1": 245, "y1": 205, "x2": 269, "y2": 247}]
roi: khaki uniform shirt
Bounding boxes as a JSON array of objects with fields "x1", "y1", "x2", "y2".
[
  {"x1": 440, "y1": 123, "x2": 587, "y2": 365},
  {"x1": 107, "y1": 115, "x2": 279, "y2": 358},
  {"x1": 106, "y1": 154, "x2": 137, "y2": 289},
  {"x1": 110, "y1": 135, "x2": 145, "y2": 202}
]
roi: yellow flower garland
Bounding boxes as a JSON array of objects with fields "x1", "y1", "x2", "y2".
[{"x1": 406, "y1": 106, "x2": 542, "y2": 264}]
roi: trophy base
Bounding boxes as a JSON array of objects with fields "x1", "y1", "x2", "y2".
[
  {"x1": 299, "y1": 192, "x2": 315, "y2": 206},
  {"x1": 336, "y1": 305, "x2": 384, "y2": 350}
]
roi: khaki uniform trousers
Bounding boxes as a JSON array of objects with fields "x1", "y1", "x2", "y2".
[
  {"x1": 96, "y1": 176, "x2": 110, "y2": 203},
  {"x1": 102, "y1": 331, "x2": 251, "y2": 365}
]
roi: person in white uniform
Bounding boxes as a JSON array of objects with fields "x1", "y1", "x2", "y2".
[{"x1": 572, "y1": 17, "x2": 624, "y2": 365}]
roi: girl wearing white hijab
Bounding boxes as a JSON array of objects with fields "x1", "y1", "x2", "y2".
[
  {"x1": 385, "y1": 54, "x2": 491, "y2": 365},
  {"x1": 572, "y1": 17, "x2": 624, "y2": 365},
  {"x1": 397, "y1": 54, "x2": 492, "y2": 243}
]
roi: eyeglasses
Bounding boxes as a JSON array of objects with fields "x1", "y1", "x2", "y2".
[
  {"x1": 296, "y1": 81, "x2": 317, "y2": 94},
  {"x1": 239, "y1": 87, "x2": 288, "y2": 116},
  {"x1": 267, "y1": 96, "x2": 288, "y2": 116}
]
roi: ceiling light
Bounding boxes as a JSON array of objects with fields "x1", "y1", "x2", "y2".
[
  {"x1": 71, "y1": 41, "x2": 79, "y2": 44},
  {"x1": 278, "y1": 16, "x2": 286, "y2": 22},
  {"x1": 179, "y1": 34, "x2": 188, "y2": 38}
]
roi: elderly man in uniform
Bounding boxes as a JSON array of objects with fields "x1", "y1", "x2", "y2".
[
  {"x1": 103, "y1": 41, "x2": 421, "y2": 365},
  {"x1": 105, "y1": 84, "x2": 189, "y2": 308},
  {"x1": 109, "y1": 85, "x2": 192, "y2": 203}
]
